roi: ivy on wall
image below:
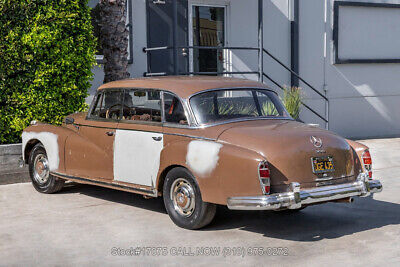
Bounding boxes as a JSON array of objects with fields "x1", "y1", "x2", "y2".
[{"x1": 0, "y1": 0, "x2": 96, "y2": 144}]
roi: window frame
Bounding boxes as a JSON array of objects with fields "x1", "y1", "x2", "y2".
[
  {"x1": 162, "y1": 91, "x2": 191, "y2": 128},
  {"x1": 333, "y1": 1, "x2": 400, "y2": 64}
]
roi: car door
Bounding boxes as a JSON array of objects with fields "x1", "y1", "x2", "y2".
[
  {"x1": 65, "y1": 90, "x2": 123, "y2": 180},
  {"x1": 113, "y1": 88, "x2": 163, "y2": 187}
]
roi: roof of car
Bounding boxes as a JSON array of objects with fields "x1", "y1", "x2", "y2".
[{"x1": 97, "y1": 76, "x2": 270, "y2": 99}]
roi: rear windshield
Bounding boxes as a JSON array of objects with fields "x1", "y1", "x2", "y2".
[{"x1": 190, "y1": 89, "x2": 290, "y2": 125}]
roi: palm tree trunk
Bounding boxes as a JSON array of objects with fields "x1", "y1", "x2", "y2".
[{"x1": 99, "y1": 0, "x2": 130, "y2": 83}]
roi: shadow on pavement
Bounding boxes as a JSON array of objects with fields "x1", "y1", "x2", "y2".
[
  {"x1": 208, "y1": 196, "x2": 400, "y2": 241},
  {"x1": 59, "y1": 182, "x2": 167, "y2": 214},
  {"x1": 60, "y1": 183, "x2": 400, "y2": 241}
]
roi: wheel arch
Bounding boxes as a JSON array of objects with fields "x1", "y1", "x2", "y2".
[
  {"x1": 24, "y1": 139, "x2": 42, "y2": 164},
  {"x1": 157, "y1": 164, "x2": 189, "y2": 195}
]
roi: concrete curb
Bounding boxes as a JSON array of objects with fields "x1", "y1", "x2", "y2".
[
  {"x1": 0, "y1": 143, "x2": 29, "y2": 185},
  {"x1": 0, "y1": 143, "x2": 22, "y2": 155}
]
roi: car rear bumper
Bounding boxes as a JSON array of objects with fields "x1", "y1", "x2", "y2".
[{"x1": 227, "y1": 173, "x2": 382, "y2": 211}]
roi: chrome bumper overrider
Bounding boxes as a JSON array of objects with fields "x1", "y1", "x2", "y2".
[{"x1": 227, "y1": 173, "x2": 383, "y2": 211}]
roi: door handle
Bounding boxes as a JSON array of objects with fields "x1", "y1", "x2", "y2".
[
  {"x1": 152, "y1": 136, "x2": 162, "y2": 141},
  {"x1": 106, "y1": 131, "x2": 115, "y2": 136}
]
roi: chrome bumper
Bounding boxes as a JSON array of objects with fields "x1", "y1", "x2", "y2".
[{"x1": 227, "y1": 173, "x2": 383, "y2": 211}]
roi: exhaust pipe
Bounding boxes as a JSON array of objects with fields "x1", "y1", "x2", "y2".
[{"x1": 334, "y1": 197, "x2": 354, "y2": 203}]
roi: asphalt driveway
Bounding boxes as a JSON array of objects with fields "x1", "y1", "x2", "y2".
[{"x1": 1, "y1": 138, "x2": 399, "y2": 266}]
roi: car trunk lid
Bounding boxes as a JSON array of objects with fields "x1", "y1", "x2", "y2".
[{"x1": 217, "y1": 120, "x2": 356, "y2": 189}]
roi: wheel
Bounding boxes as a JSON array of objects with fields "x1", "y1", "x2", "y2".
[
  {"x1": 163, "y1": 167, "x2": 216, "y2": 230},
  {"x1": 28, "y1": 143, "x2": 64, "y2": 194}
]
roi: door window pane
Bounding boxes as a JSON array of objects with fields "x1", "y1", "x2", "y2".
[
  {"x1": 90, "y1": 91, "x2": 123, "y2": 120},
  {"x1": 192, "y1": 6, "x2": 225, "y2": 74},
  {"x1": 121, "y1": 89, "x2": 162, "y2": 122},
  {"x1": 164, "y1": 93, "x2": 188, "y2": 125}
]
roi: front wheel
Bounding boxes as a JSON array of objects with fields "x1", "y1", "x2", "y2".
[
  {"x1": 28, "y1": 143, "x2": 64, "y2": 194},
  {"x1": 163, "y1": 167, "x2": 216, "y2": 230}
]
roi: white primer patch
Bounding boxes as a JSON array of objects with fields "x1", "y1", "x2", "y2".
[
  {"x1": 186, "y1": 140, "x2": 223, "y2": 176},
  {"x1": 113, "y1": 130, "x2": 163, "y2": 187},
  {"x1": 22, "y1": 132, "x2": 59, "y2": 171}
]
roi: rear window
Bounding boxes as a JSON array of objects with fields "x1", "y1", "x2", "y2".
[{"x1": 190, "y1": 89, "x2": 289, "y2": 124}]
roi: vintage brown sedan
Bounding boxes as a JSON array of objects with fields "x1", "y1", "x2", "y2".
[{"x1": 22, "y1": 76, "x2": 382, "y2": 229}]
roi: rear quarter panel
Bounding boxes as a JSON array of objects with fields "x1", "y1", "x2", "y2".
[
  {"x1": 346, "y1": 139, "x2": 368, "y2": 175},
  {"x1": 159, "y1": 135, "x2": 264, "y2": 205}
]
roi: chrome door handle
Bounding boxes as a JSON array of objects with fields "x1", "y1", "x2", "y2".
[
  {"x1": 152, "y1": 136, "x2": 162, "y2": 141},
  {"x1": 106, "y1": 131, "x2": 115, "y2": 136}
]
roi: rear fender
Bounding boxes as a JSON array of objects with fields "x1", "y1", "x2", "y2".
[
  {"x1": 158, "y1": 136, "x2": 265, "y2": 205},
  {"x1": 346, "y1": 139, "x2": 368, "y2": 176}
]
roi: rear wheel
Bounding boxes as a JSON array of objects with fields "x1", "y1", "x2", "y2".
[
  {"x1": 163, "y1": 167, "x2": 216, "y2": 229},
  {"x1": 29, "y1": 143, "x2": 64, "y2": 193}
]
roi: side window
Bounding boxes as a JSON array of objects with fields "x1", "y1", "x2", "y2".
[
  {"x1": 256, "y1": 91, "x2": 279, "y2": 117},
  {"x1": 90, "y1": 91, "x2": 123, "y2": 120},
  {"x1": 121, "y1": 89, "x2": 162, "y2": 122},
  {"x1": 164, "y1": 93, "x2": 188, "y2": 125}
]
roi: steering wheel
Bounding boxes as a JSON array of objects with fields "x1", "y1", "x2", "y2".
[{"x1": 105, "y1": 103, "x2": 131, "y2": 119}]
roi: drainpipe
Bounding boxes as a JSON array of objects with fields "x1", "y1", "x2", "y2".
[
  {"x1": 323, "y1": 0, "x2": 329, "y2": 130},
  {"x1": 290, "y1": 0, "x2": 299, "y2": 87},
  {"x1": 172, "y1": 0, "x2": 179, "y2": 75},
  {"x1": 258, "y1": 0, "x2": 264, "y2": 82}
]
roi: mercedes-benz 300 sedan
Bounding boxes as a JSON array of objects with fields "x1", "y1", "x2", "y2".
[{"x1": 22, "y1": 76, "x2": 382, "y2": 229}]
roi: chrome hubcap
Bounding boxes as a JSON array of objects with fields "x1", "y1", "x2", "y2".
[
  {"x1": 170, "y1": 178, "x2": 195, "y2": 217},
  {"x1": 33, "y1": 153, "x2": 50, "y2": 184}
]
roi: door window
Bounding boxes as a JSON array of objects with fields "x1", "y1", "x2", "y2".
[
  {"x1": 192, "y1": 6, "x2": 225, "y2": 74},
  {"x1": 90, "y1": 90, "x2": 123, "y2": 120},
  {"x1": 121, "y1": 89, "x2": 162, "y2": 123},
  {"x1": 163, "y1": 93, "x2": 188, "y2": 125}
]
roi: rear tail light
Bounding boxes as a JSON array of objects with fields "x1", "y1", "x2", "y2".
[
  {"x1": 259, "y1": 161, "x2": 270, "y2": 195},
  {"x1": 362, "y1": 150, "x2": 372, "y2": 179}
]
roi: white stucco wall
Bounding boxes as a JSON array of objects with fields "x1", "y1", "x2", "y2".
[
  {"x1": 88, "y1": 0, "x2": 400, "y2": 138},
  {"x1": 299, "y1": 0, "x2": 400, "y2": 138}
]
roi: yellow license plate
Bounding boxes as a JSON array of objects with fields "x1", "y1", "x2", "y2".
[{"x1": 311, "y1": 157, "x2": 335, "y2": 174}]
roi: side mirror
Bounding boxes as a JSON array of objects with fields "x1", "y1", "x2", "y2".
[{"x1": 65, "y1": 117, "x2": 75, "y2": 125}]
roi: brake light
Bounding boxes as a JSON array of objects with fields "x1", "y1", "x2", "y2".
[
  {"x1": 259, "y1": 161, "x2": 270, "y2": 194},
  {"x1": 362, "y1": 150, "x2": 372, "y2": 179}
]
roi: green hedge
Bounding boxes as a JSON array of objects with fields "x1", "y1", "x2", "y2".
[{"x1": 0, "y1": 0, "x2": 96, "y2": 144}]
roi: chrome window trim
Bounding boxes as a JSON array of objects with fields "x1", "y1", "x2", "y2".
[{"x1": 182, "y1": 116, "x2": 294, "y2": 129}]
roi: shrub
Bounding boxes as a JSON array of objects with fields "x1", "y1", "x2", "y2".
[
  {"x1": 281, "y1": 86, "x2": 303, "y2": 120},
  {"x1": 0, "y1": 0, "x2": 96, "y2": 144}
]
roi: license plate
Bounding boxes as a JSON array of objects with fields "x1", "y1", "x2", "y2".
[{"x1": 311, "y1": 156, "x2": 335, "y2": 174}]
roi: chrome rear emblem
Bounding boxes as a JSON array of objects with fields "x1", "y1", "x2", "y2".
[{"x1": 310, "y1": 136, "x2": 323, "y2": 148}]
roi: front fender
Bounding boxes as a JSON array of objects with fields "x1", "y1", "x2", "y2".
[
  {"x1": 22, "y1": 123, "x2": 74, "y2": 173},
  {"x1": 158, "y1": 136, "x2": 265, "y2": 205}
]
